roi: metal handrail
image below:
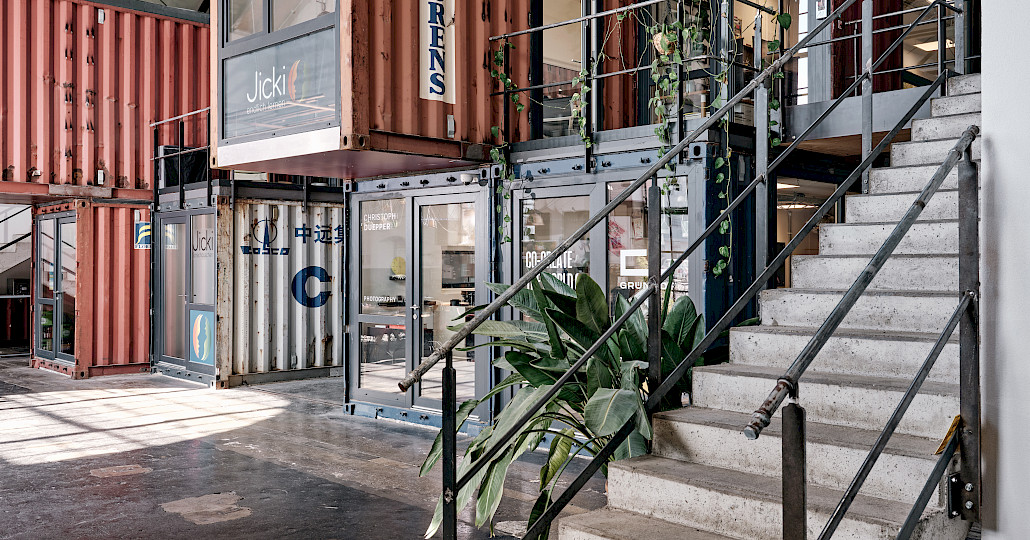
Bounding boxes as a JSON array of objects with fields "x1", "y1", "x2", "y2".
[
  {"x1": 149, "y1": 107, "x2": 210, "y2": 128},
  {"x1": 490, "y1": 0, "x2": 668, "y2": 42},
  {"x1": 744, "y1": 124, "x2": 979, "y2": 440},
  {"x1": 398, "y1": 0, "x2": 861, "y2": 393},
  {"x1": 0, "y1": 232, "x2": 31, "y2": 252},
  {"x1": 898, "y1": 430, "x2": 959, "y2": 539}
]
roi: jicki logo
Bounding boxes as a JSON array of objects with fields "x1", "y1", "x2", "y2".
[{"x1": 245, "y1": 60, "x2": 301, "y2": 104}]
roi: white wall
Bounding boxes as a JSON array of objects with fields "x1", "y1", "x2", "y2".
[{"x1": 980, "y1": 2, "x2": 1030, "y2": 537}]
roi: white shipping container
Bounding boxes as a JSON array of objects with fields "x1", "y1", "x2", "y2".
[{"x1": 215, "y1": 199, "x2": 346, "y2": 386}]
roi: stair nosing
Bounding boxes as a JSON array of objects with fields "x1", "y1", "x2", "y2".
[
  {"x1": 729, "y1": 323, "x2": 961, "y2": 343},
  {"x1": 694, "y1": 363, "x2": 959, "y2": 396},
  {"x1": 559, "y1": 508, "x2": 737, "y2": 540},
  {"x1": 762, "y1": 287, "x2": 960, "y2": 298}
]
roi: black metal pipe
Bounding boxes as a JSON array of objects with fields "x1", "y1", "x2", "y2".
[
  {"x1": 817, "y1": 294, "x2": 971, "y2": 540},
  {"x1": 782, "y1": 402, "x2": 807, "y2": 540},
  {"x1": 647, "y1": 184, "x2": 662, "y2": 393},
  {"x1": 441, "y1": 350, "x2": 457, "y2": 540},
  {"x1": 0, "y1": 232, "x2": 31, "y2": 253},
  {"x1": 177, "y1": 120, "x2": 185, "y2": 210},
  {"x1": 743, "y1": 90, "x2": 969, "y2": 439},
  {"x1": 897, "y1": 431, "x2": 958, "y2": 540},
  {"x1": 957, "y1": 142, "x2": 981, "y2": 521},
  {"x1": 206, "y1": 111, "x2": 213, "y2": 207},
  {"x1": 490, "y1": 0, "x2": 667, "y2": 41}
]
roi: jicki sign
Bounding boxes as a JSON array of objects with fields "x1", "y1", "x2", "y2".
[{"x1": 420, "y1": 0, "x2": 456, "y2": 104}]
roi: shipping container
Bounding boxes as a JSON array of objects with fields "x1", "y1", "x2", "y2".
[
  {"x1": 208, "y1": 199, "x2": 346, "y2": 387},
  {"x1": 32, "y1": 200, "x2": 151, "y2": 378},
  {"x1": 211, "y1": 0, "x2": 533, "y2": 179},
  {"x1": 0, "y1": 0, "x2": 209, "y2": 203}
]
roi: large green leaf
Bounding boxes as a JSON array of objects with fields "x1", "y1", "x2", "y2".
[
  {"x1": 540, "y1": 428, "x2": 576, "y2": 488},
  {"x1": 613, "y1": 431, "x2": 648, "y2": 461},
  {"x1": 614, "y1": 295, "x2": 647, "y2": 347},
  {"x1": 613, "y1": 296, "x2": 646, "y2": 362},
  {"x1": 425, "y1": 427, "x2": 494, "y2": 538},
  {"x1": 491, "y1": 384, "x2": 554, "y2": 448},
  {"x1": 476, "y1": 448, "x2": 515, "y2": 527},
  {"x1": 541, "y1": 288, "x2": 577, "y2": 316},
  {"x1": 584, "y1": 388, "x2": 639, "y2": 437},
  {"x1": 486, "y1": 281, "x2": 541, "y2": 319},
  {"x1": 419, "y1": 398, "x2": 481, "y2": 477},
  {"x1": 585, "y1": 356, "x2": 615, "y2": 399},
  {"x1": 531, "y1": 279, "x2": 567, "y2": 360},
  {"x1": 663, "y1": 296, "x2": 700, "y2": 353},
  {"x1": 468, "y1": 320, "x2": 529, "y2": 338},
  {"x1": 619, "y1": 360, "x2": 648, "y2": 391},
  {"x1": 575, "y1": 273, "x2": 610, "y2": 335},
  {"x1": 539, "y1": 272, "x2": 577, "y2": 297},
  {"x1": 546, "y1": 308, "x2": 617, "y2": 368}
]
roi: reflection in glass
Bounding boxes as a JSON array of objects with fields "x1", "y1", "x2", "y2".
[
  {"x1": 191, "y1": 214, "x2": 216, "y2": 305},
  {"x1": 229, "y1": 0, "x2": 262, "y2": 41},
  {"x1": 358, "y1": 322, "x2": 406, "y2": 394},
  {"x1": 606, "y1": 180, "x2": 690, "y2": 303},
  {"x1": 540, "y1": 1, "x2": 582, "y2": 138},
  {"x1": 39, "y1": 304, "x2": 54, "y2": 352},
  {"x1": 521, "y1": 196, "x2": 590, "y2": 288},
  {"x1": 163, "y1": 223, "x2": 186, "y2": 359},
  {"x1": 59, "y1": 221, "x2": 76, "y2": 355},
  {"x1": 273, "y1": 0, "x2": 336, "y2": 31},
  {"x1": 360, "y1": 199, "x2": 407, "y2": 316},
  {"x1": 418, "y1": 203, "x2": 476, "y2": 404},
  {"x1": 39, "y1": 219, "x2": 55, "y2": 299}
]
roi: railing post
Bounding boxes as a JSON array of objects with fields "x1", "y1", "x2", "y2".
[
  {"x1": 936, "y1": 2, "x2": 946, "y2": 81},
  {"x1": 782, "y1": 394, "x2": 807, "y2": 540},
  {"x1": 860, "y1": 0, "x2": 873, "y2": 193},
  {"x1": 957, "y1": 143, "x2": 980, "y2": 522},
  {"x1": 754, "y1": 13, "x2": 769, "y2": 288},
  {"x1": 442, "y1": 350, "x2": 458, "y2": 540},
  {"x1": 177, "y1": 119, "x2": 185, "y2": 210},
  {"x1": 953, "y1": 0, "x2": 966, "y2": 76},
  {"x1": 647, "y1": 183, "x2": 664, "y2": 395}
]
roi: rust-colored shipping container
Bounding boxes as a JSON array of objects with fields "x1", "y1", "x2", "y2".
[
  {"x1": 212, "y1": 0, "x2": 532, "y2": 179},
  {"x1": 32, "y1": 200, "x2": 150, "y2": 378},
  {"x1": 0, "y1": 0, "x2": 209, "y2": 203}
]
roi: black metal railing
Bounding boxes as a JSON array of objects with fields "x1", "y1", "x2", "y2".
[
  {"x1": 150, "y1": 108, "x2": 214, "y2": 211},
  {"x1": 399, "y1": 0, "x2": 972, "y2": 538}
]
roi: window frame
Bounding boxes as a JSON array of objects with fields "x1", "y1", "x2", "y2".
[{"x1": 222, "y1": 0, "x2": 338, "y2": 51}]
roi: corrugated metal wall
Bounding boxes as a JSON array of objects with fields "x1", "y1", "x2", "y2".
[
  {"x1": 34, "y1": 200, "x2": 150, "y2": 377},
  {"x1": 219, "y1": 200, "x2": 346, "y2": 378},
  {"x1": 364, "y1": 0, "x2": 531, "y2": 145},
  {"x1": 0, "y1": 0, "x2": 209, "y2": 190}
]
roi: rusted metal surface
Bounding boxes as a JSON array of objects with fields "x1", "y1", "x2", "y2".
[
  {"x1": 214, "y1": 200, "x2": 345, "y2": 386},
  {"x1": 213, "y1": 1, "x2": 528, "y2": 178},
  {"x1": 32, "y1": 200, "x2": 151, "y2": 378},
  {"x1": 0, "y1": 0, "x2": 209, "y2": 200}
]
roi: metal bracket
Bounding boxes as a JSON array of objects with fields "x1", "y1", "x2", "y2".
[{"x1": 947, "y1": 473, "x2": 964, "y2": 518}]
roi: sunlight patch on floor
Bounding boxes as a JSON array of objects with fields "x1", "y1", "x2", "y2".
[{"x1": 0, "y1": 386, "x2": 288, "y2": 464}]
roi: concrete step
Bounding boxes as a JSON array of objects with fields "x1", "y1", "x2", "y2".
[
  {"x1": 912, "y1": 113, "x2": 981, "y2": 142},
  {"x1": 692, "y1": 364, "x2": 958, "y2": 439},
  {"x1": 947, "y1": 73, "x2": 981, "y2": 96},
  {"x1": 607, "y1": 455, "x2": 968, "y2": 540},
  {"x1": 891, "y1": 137, "x2": 980, "y2": 167},
  {"x1": 652, "y1": 407, "x2": 945, "y2": 507},
  {"x1": 792, "y1": 254, "x2": 958, "y2": 292},
  {"x1": 820, "y1": 220, "x2": 957, "y2": 256},
  {"x1": 558, "y1": 508, "x2": 736, "y2": 540},
  {"x1": 729, "y1": 325, "x2": 958, "y2": 383},
  {"x1": 846, "y1": 190, "x2": 959, "y2": 223},
  {"x1": 759, "y1": 288, "x2": 961, "y2": 334},
  {"x1": 869, "y1": 165, "x2": 962, "y2": 195},
  {"x1": 932, "y1": 93, "x2": 981, "y2": 117}
]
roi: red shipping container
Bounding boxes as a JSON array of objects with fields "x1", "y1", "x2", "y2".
[
  {"x1": 0, "y1": 0, "x2": 209, "y2": 202},
  {"x1": 32, "y1": 200, "x2": 150, "y2": 379}
]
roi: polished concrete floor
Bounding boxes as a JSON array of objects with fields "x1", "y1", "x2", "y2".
[{"x1": 0, "y1": 358, "x2": 605, "y2": 539}]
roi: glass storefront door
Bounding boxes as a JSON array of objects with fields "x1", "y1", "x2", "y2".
[
  {"x1": 349, "y1": 191, "x2": 489, "y2": 413},
  {"x1": 515, "y1": 183, "x2": 604, "y2": 291},
  {"x1": 35, "y1": 213, "x2": 76, "y2": 361},
  {"x1": 156, "y1": 211, "x2": 216, "y2": 377}
]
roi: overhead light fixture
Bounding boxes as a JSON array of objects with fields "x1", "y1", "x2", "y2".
[
  {"x1": 777, "y1": 182, "x2": 800, "y2": 190},
  {"x1": 914, "y1": 39, "x2": 954, "y2": 52},
  {"x1": 777, "y1": 203, "x2": 817, "y2": 210}
]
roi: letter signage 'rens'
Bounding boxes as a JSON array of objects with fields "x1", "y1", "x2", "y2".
[{"x1": 420, "y1": 0, "x2": 456, "y2": 104}]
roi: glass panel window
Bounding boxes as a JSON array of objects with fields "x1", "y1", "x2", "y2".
[
  {"x1": 360, "y1": 199, "x2": 407, "y2": 316},
  {"x1": 59, "y1": 221, "x2": 77, "y2": 356},
  {"x1": 358, "y1": 322, "x2": 406, "y2": 394},
  {"x1": 606, "y1": 180, "x2": 690, "y2": 303},
  {"x1": 229, "y1": 0, "x2": 263, "y2": 41},
  {"x1": 163, "y1": 223, "x2": 187, "y2": 359},
  {"x1": 521, "y1": 195, "x2": 590, "y2": 289},
  {"x1": 273, "y1": 0, "x2": 336, "y2": 32},
  {"x1": 541, "y1": 0, "x2": 583, "y2": 138},
  {"x1": 39, "y1": 219, "x2": 55, "y2": 299},
  {"x1": 39, "y1": 305, "x2": 54, "y2": 352},
  {"x1": 190, "y1": 214, "x2": 216, "y2": 305},
  {"x1": 418, "y1": 202, "x2": 476, "y2": 404}
]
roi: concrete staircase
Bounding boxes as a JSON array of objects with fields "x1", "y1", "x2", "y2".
[{"x1": 559, "y1": 73, "x2": 981, "y2": 540}]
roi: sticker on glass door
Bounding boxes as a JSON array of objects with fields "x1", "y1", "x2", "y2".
[{"x1": 189, "y1": 310, "x2": 214, "y2": 366}]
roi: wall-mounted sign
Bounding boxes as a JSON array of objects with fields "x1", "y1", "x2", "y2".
[
  {"x1": 816, "y1": 0, "x2": 829, "y2": 19},
  {"x1": 420, "y1": 0, "x2": 456, "y2": 104},
  {"x1": 189, "y1": 310, "x2": 214, "y2": 366},
  {"x1": 134, "y1": 221, "x2": 151, "y2": 250},
  {"x1": 223, "y1": 28, "x2": 337, "y2": 139}
]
